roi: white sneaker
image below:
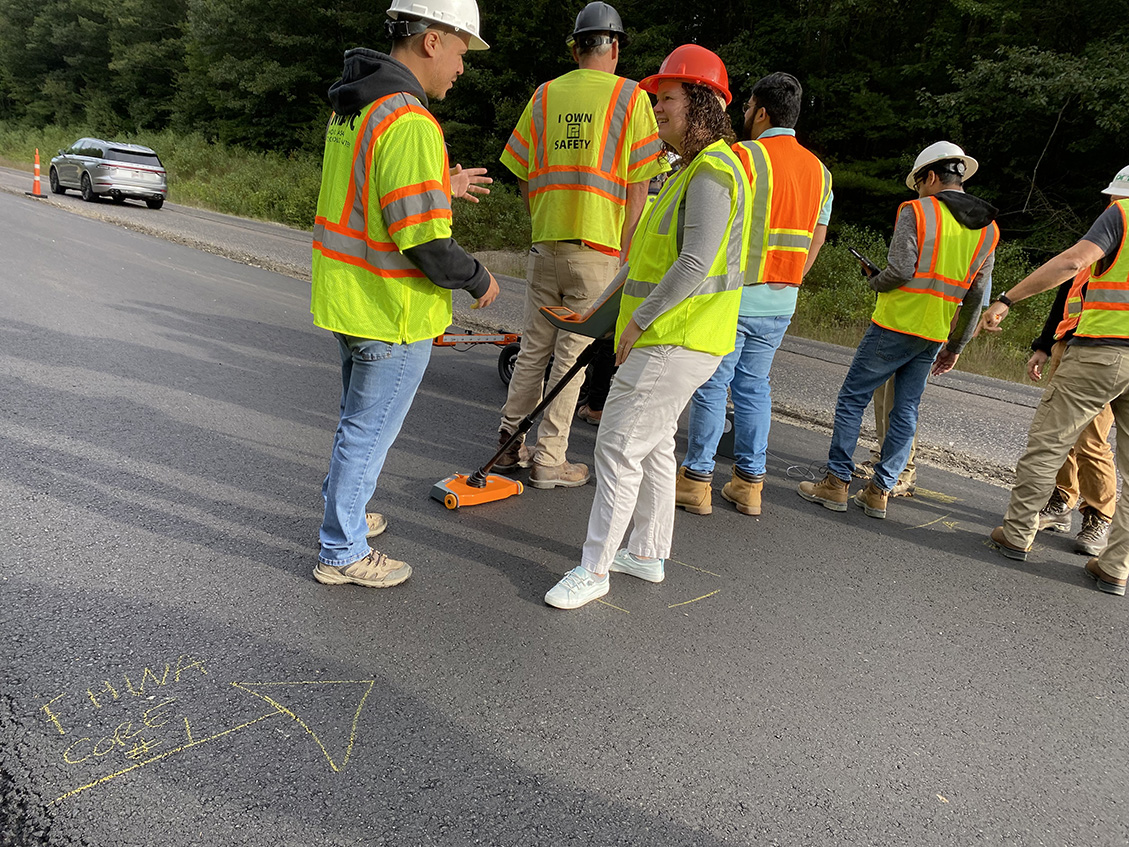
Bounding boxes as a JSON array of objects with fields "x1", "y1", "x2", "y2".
[
  {"x1": 608, "y1": 549, "x2": 665, "y2": 583},
  {"x1": 545, "y1": 566, "x2": 609, "y2": 609}
]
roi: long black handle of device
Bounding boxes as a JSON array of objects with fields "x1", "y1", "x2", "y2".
[{"x1": 466, "y1": 339, "x2": 603, "y2": 488}]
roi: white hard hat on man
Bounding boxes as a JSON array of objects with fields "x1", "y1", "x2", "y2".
[
  {"x1": 905, "y1": 141, "x2": 978, "y2": 191},
  {"x1": 386, "y1": 0, "x2": 489, "y2": 50},
  {"x1": 1103, "y1": 165, "x2": 1129, "y2": 199}
]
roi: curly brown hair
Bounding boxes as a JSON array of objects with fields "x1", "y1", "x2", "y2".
[{"x1": 662, "y1": 82, "x2": 736, "y2": 165}]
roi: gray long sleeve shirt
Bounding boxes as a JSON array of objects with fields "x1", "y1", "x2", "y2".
[
  {"x1": 601, "y1": 168, "x2": 733, "y2": 330},
  {"x1": 868, "y1": 190, "x2": 997, "y2": 354}
]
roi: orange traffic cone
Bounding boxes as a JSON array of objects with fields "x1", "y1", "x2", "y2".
[{"x1": 25, "y1": 148, "x2": 45, "y2": 199}]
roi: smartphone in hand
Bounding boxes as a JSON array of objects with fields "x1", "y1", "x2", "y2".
[{"x1": 847, "y1": 246, "x2": 881, "y2": 277}]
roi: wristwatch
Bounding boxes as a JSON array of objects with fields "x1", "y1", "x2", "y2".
[{"x1": 994, "y1": 293, "x2": 1013, "y2": 308}]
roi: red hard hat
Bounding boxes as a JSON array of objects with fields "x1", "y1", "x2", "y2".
[{"x1": 639, "y1": 44, "x2": 731, "y2": 105}]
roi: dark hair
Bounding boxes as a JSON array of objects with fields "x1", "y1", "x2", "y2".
[
  {"x1": 914, "y1": 158, "x2": 965, "y2": 187},
  {"x1": 667, "y1": 82, "x2": 736, "y2": 164},
  {"x1": 750, "y1": 72, "x2": 802, "y2": 128}
]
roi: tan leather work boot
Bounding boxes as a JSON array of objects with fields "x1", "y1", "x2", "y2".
[
  {"x1": 853, "y1": 481, "x2": 889, "y2": 519},
  {"x1": 797, "y1": 473, "x2": 849, "y2": 512},
  {"x1": 721, "y1": 471, "x2": 762, "y2": 516},
  {"x1": 675, "y1": 467, "x2": 712, "y2": 515},
  {"x1": 529, "y1": 460, "x2": 590, "y2": 489},
  {"x1": 890, "y1": 470, "x2": 916, "y2": 498}
]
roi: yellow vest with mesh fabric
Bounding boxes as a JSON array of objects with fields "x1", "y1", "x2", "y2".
[
  {"x1": 616, "y1": 140, "x2": 750, "y2": 356},
  {"x1": 871, "y1": 196, "x2": 999, "y2": 343},
  {"x1": 311, "y1": 92, "x2": 454, "y2": 344},
  {"x1": 500, "y1": 69, "x2": 667, "y2": 254},
  {"x1": 1076, "y1": 199, "x2": 1129, "y2": 339}
]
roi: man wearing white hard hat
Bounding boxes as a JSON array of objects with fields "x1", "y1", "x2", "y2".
[
  {"x1": 798, "y1": 141, "x2": 999, "y2": 519},
  {"x1": 309, "y1": 0, "x2": 500, "y2": 589},
  {"x1": 979, "y1": 166, "x2": 1129, "y2": 598}
]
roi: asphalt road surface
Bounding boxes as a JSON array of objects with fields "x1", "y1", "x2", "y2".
[{"x1": 2, "y1": 185, "x2": 1128, "y2": 846}]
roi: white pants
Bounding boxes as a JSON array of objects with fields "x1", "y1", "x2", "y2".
[{"x1": 581, "y1": 345, "x2": 722, "y2": 575}]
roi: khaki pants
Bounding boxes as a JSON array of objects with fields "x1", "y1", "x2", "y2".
[
  {"x1": 1002, "y1": 345, "x2": 1129, "y2": 579},
  {"x1": 1046, "y1": 340, "x2": 1116, "y2": 521},
  {"x1": 500, "y1": 242, "x2": 619, "y2": 467},
  {"x1": 870, "y1": 375, "x2": 918, "y2": 480}
]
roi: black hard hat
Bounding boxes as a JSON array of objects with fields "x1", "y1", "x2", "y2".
[{"x1": 568, "y1": 2, "x2": 627, "y2": 47}]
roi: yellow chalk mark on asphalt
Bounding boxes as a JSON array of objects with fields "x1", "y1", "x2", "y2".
[
  {"x1": 913, "y1": 488, "x2": 959, "y2": 504},
  {"x1": 53, "y1": 710, "x2": 282, "y2": 803},
  {"x1": 937, "y1": 793, "x2": 950, "y2": 804},
  {"x1": 669, "y1": 559, "x2": 722, "y2": 578},
  {"x1": 912, "y1": 514, "x2": 948, "y2": 528},
  {"x1": 596, "y1": 599, "x2": 630, "y2": 614},
  {"x1": 668, "y1": 590, "x2": 720, "y2": 609},
  {"x1": 231, "y1": 680, "x2": 375, "y2": 773}
]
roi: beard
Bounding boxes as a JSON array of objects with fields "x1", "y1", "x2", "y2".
[{"x1": 738, "y1": 113, "x2": 755, "y2": 142}]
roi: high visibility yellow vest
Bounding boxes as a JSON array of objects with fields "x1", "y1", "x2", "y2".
[
  {"x1": 872, "y1": 196, "x2": 999, "y2": 343},
  {"x1": 1054, "y1": 267, "x2": 1089, "y2": 340},
  {"x1": 311, "y1": 92, "x2": 454, "y2": 343},
  {"x1": 616, "y1": 140, "x2": 750, "y2": 356},
  {"x1": 1075, "y1": 199, "x2": 1129, "y2": 339},
  {"x1": 500, "y1": 69, "x2": 668, "y2": 254},
  {"x1": 734, "y1": 135, "x2": 831, "y2": 286}
]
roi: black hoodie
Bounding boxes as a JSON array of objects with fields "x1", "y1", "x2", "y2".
[{"x1": 326, "y1": 48, "x2": 489, "y2": 299}]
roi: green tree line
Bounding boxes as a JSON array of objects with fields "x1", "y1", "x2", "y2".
[{"x1": 1, "y1": 0, "x2": 1125, "y2": 254}]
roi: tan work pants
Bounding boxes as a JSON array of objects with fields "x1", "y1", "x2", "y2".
[
  {"x1": 1045, "y1": 340, "x2": 1116, "y2": 521},
  {"x1": 870, "y1": 375, "x2": 918, "y2": 480},
  {"x1": 1002, "y1": 345, "x2": 1129, "y2": 579},
  {"x1": 500, "y1": 242, "x2": 619, "y2": 467}
]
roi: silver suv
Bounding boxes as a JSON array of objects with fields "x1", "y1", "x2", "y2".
[{"x1": 49, "y1": 138, "x2": 168, "y2": 209}]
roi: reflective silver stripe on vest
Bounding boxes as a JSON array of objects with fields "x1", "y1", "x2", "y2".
[
  {"x1": 506, "y1": 129, "x2": 529, "y2": 164},
  {"x1": 1067, "y1": 299, "x2": 1083, "y2": 315},
  {"x1": 917, "y1": 198, "x2": 940, "y2": 271},
  {"x1": 767, "y1": 232, "x2": 813, "y2": 250},
  {"x1": 527, "y1": 169, "x2": 625, "y2": 198},
  {"x1": 630, "y1": 136, "x2": 663, "y2": 169},
  {"x1": 599, "y1": 81, "x2": 638, "y2": 173},
  {"x1": 740, "y1": 141, "x2": 771, "y2": 267},
  {"x1": 963, "y1": 224, "x2": 997, "y2": 285},
  {"x1": 1082, "y1": 286, "x2": 1129, "y2": 306},
  {"x1": 383, "y1": 188, "x2": 451, "y2": 229},
  {"x1": 531, "y1": 83, "x2": 549, "y2": 171},
  {"x1": 912, "y1": 277, "x2": 969, "y2": 300},
  {"x1": 313, "y1": 222, "x2": 420, "y2": 272},
  {"x1": 346, "y1": 94, "x2": 417, "y2": 232}
]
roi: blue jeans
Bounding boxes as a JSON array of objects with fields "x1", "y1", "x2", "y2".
[
  {"x1": 684, "y1": 314, "x2": 792, "y2": 477},
  {"x1": 827, "y1": 323, "x2": 941, "y2": 491},
  {"x1": 319, "y1": 333, "x2": 432, "y2": 566}
]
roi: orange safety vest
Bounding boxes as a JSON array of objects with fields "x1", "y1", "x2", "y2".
[
  {"x1": 1053, "y1": 268, "x2": 1090, "y2": 340},
  {"x1": 733, "y1": 134, "x2": 831, "y2": 285},
  {"x1": 311, "y1": 92, "x2": 455, "y2": 343},
  {"x1": 1075, "y1": 199, "x2": 1129, "y2": 339}
]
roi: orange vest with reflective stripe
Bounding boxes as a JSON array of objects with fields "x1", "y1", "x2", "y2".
[
  {"x1": 500, "y1": 69, "x2": 666, "y2": 254},
  {"x1": 311, "y1": 93, "x2": 454, "y2": 343},
  {"x1": 1075, "y1": 199, "x2": 1129, "y2": 339},
  {"x1": 1053, "y1": 268, "x2": 1089, "y2": 340},
  {"x1": 734, "y1": 135, "x2": 831, "y2": 286},
  {"x1": 871, "y1": 196, "x2": 999, "y2": 343}
]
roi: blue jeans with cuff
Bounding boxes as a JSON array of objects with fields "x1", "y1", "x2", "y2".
[
  {"x1": 684, "y1": 314, "x2": 792, "y2": 477},
  {"x1": 827, "y1": 323, "x2": 941, "y2": 492},
  {"x1": 318, "y1": 333, "x2": 432, "y2": 567}
]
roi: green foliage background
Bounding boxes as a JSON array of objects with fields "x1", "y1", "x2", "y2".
[{"x1": 0, "y1": 0, "x2": 1123, "y2": 378}]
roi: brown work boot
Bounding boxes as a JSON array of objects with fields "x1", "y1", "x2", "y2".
[
  {"x1": 576, "y1": 403, "x2": 602, "y2": 426},
  {"x1": 529, "y1": 460, "x2": 590, "y2": 489},
  {"x1": 313, "y1": 549, "x2": 412, "y2": 588},
  {"x1": 493, "y1": 429, "x2": 525, "y2": 474},
  {"x1": 1037, "y1": 488, "x2": 1073, "y2": 532},
  {"x1": 721, "y1": 471, "x2": 763, "y2": 516},
  {"x1": 1074, "y1": 509, "x2": 1111, "y2": 556},
  {"x1": 853, "y1": 481, "x2": 889, "y2": 519},
  {"x1": 988, "y1": 526, "x2": 1030, "y2": 561},
  {"x1": 675, "y1": 467, "x2": 712, "y2": 515},
  {"x1": 851, "y1": 459, "x2": 876, "y2": 480},
  {"x1": 1085, "y1": 557, "x2": 1126, "y2": 596},
  {"x1": 797, "y1": 473, "x2": 849, "y2": 512}
]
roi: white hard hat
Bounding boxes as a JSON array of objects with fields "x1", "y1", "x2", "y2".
[
  {"x1": 905, "y1": 141, "x2": 978, "y2": 191},
  {"x1": 386, "y1": 0, "x2": 488, "y2": 50},
  {"x1": 1102, "y1": 165, "x2": 1129, "y2": 198}
]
